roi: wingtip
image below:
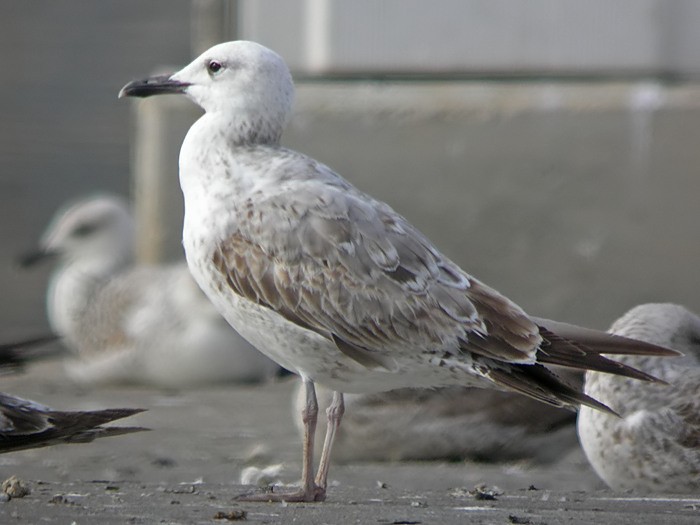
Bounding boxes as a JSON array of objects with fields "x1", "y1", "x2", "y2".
[
  {"x1": 102, "y1": 425, "x2": 151, "y2": 435},
  {"x1": 643, "y1": 375, "x2": 670, "y2": 386},
  {"x1": 655, "y1": 347, "x2": 684, "y2": 358},
  {"x1": 109, "y1": 407, "x2": 148, "y2": 419},
  {"x1": 580, "y1": 397, "x2": 620, "y2": 418}
]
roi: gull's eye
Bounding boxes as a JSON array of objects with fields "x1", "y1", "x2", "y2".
[
  {"x1": 207, "y1": 60, "x2": 223, "y2": 75},
  {"x1": 72, "y1": 222, "x2": 99, "y2": 238}
]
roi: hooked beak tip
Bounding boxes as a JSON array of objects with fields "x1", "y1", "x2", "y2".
[{"x1": 118, "y1": 74, "x2": 190, "y2": 99}]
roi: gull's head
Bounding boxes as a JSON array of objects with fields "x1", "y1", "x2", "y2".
[
  {"x1": 610, "y1": 303, "x2": 698, "y2": 358},
  {"x1": 120, "y1": 41, "x2": 294, "y2": 144},
  {"x1": 20, "y1": 195, "x2": 135, "y2": 268}
]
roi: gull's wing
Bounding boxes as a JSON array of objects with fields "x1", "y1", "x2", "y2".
[
  {"x1": 0, "y1": 392, "x2": 147, "y2": 453},
  {"x1": 212, "y1": 164, "x2": 674, "y2": 373},
  {"x1": 212, "y1": 176, "x2": 545, "y2": 369},
  {"x1": 666, "y1": 378, "x2": 700, "y2": 450},
  {"x1": 612, "y1": 370, "x2": 700, "y2": 455},
  {"x1": 0, "y1": 393, "x2": 53, "y2": 434},
  {"x1": 663, "y1": 375, "x2": 700, "y2": 448},
  {"x1": 207, "y1": 153, "x2": 678, "y2": 412}
]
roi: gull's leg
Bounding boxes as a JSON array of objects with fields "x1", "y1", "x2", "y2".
[
  {"x1": 314, "y1": 391, "x2": 345, "y2": 490},
  {"x1": 236, "y1": 377, "x2": 326, "y2": 502},
  {"x1": 299, "y1": 378, "x2": 321, "y2": 497}
]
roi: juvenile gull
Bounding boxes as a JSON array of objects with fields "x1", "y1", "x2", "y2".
[
  {"x1": 22, "y1": 195, "x2": 279, "y2": 388},
  {"x1": 578, "y1": 303, "x2": 700, "y2": 493},
  {"x1": 120, "y1": 41, "x2": 677, "y2": 502}
]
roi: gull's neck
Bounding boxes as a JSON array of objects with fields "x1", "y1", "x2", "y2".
[
  {"x1": 179, "y1": 109, "x2": 290, "y2": 295},
  {"x1": 193, "y1": 108, "x2": 284, "y2": 148},
  {"x1": 180, "y1": 111, "x2": 284, "y2": 213}
]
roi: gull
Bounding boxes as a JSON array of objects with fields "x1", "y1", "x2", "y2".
[
  {"x1": 120, "y1": 41, "x2": 677, "y2": 502},
  {"x1": 578, "y1": 303, "x2": 700, "y2": 493},
  {"x1": 0, "y1": 391, "x2": 146, "y2": 453},
  {"x1": 21, "y1": 194, "x2": 280, "y2": 388}
]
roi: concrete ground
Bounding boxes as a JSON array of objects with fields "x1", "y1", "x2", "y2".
[{"x1": 1, "y1": 358, "x2": 698, "y2": 524}]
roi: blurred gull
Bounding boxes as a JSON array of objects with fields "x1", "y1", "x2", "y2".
[
  {"x1": 22, "y1": 195, "x2": 279, "y2": 388},
  {"x1": 0, "y1": 334, "x2": 59, "y2": 375},
  {"x1": 120, "y1": 41, "x2": 677, "y2": 502},
  {"x1": 578, "y1": 303, "x2": 700, "y2": 493}
]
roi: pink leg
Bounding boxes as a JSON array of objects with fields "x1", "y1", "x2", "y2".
[
  {"x1": 299, "y1": 379, "x2": 322, "y2": 498},
  {"x1": 315, "y1": 391, "x2": 345, "y2": 489},
  {"x1": 236, "y1": 379, "x2": 326, "y2": 502}
]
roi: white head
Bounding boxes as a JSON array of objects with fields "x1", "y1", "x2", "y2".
[
  {"x1": 120, "y1": 41, "x2": 295, "y2": 145},
  {"x1": 25, "y1": 195, "x2": 135, "y2": 270}
]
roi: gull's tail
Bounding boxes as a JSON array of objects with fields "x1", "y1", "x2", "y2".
[{"x1": 487, "y1": 317, "x2": 681, "y2": 416}]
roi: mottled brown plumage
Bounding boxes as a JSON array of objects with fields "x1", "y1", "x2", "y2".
[{"x1": 209, "y1": 226, "x2": 671, "y2": 414}]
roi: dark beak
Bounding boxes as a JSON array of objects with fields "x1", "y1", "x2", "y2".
[
  {"x1": 18, "y1": 248, "x2": 55, "y2": 268},
  {"x1": 118, "y1": 74, "x2": 190, "y2": 99}
]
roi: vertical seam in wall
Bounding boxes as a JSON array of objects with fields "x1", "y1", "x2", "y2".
[{"x1": 304, "y1": 0, "x2": 330, "y2": 73}]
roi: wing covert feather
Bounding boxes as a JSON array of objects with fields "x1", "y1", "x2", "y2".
[{"x1": 211, "y1": 182, "x2": 541, "y2": 366}]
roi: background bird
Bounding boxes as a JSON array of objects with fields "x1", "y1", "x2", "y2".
[
  {"x1": 0, "y1": 337, "x2": 145, "y2": 453},
  {"x1": 0, "y1": 391, "x2": 145, "y2": 454},
  {"x1": 0, "y1": 334, "x2": 59, "y2": 375},
  {"x1": 578, "y1": 303, "x2": 700, "y2": 493},
  {"x1": 21, "y1": 194, "x2": 280, "y2": 389},
  {"x1": 120, "y1": 41, "x2": 677, "y2": 502}
]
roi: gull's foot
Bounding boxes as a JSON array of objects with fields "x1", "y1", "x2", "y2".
[{"x1": 235, "y1": 484, "x2": 326, "y2": 503}]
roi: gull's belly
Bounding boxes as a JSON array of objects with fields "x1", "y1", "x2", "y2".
[
  {"x1": 212, "y1": 288, "x2": 410, "y2": 392},
  {"x1": 226, "y1": 294, "x2": 493, "y2": 392}
]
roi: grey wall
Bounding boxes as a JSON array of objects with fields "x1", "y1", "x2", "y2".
[
  {"x1": 0, "y1": 0, "x2": 192, "y2": 335},
  {"x1": 239, "y1": 0, "x2": 700, "y2": 76}
]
